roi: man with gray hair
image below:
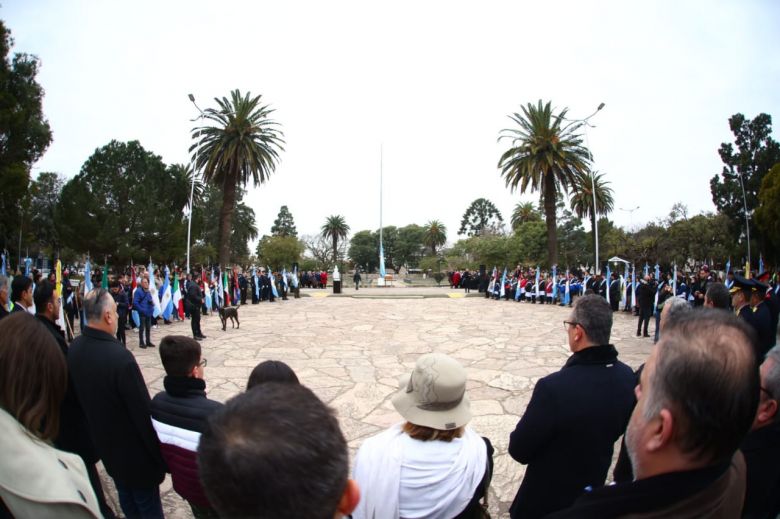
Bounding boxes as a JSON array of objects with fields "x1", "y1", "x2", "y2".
[
  {"x1": 549, "y1": 308, "x2": 758, "y2": 518},
  {"x1": 68, "y1": 289, "x2": 166, "y2": 518},
  {"x1": 741, "y1": 345, "x2": 780, "y2": 518},
  {"x1": 508, "y1": 294, "x2": 636, "y2": 518}
]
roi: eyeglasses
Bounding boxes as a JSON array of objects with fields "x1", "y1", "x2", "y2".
[
  {"x1": 563, "y1": 320, "x2": 580, "y2": 331},
  {"x1": 198, "y1": 358, "x2": 208, "y2": 368}
]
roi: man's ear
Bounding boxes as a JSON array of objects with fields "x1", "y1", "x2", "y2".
[
  {"x1": 757, "y1": 399, "x2": 779, "y2": 425},
  {"x1": 336, "y1": 479, "x2": 360, "y2": 517},
  {"x1": 647, "y1": 408, "x2": 674, "y2": 452}
]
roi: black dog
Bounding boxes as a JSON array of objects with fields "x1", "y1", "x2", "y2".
[{"x1": 219, "y1": 306, "x2": 240, "y2": 331}]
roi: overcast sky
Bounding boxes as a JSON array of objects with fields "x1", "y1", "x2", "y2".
[{"x1": 4, "y1": 0, "x2": 779, "y2": 247}]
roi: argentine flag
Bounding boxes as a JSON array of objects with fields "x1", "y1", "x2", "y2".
[
  {"x1": 160, "y1": 267, "x2": 173, "y2": 320},
  {"x1": 564, "y1": 269, "x2": 571, "y2": 306},
  {"x1": 269, "y1": 266, "x2": 279, "y2": 298},
  {"x1": 148, "y1": 260, "x2": 162, "y2": 318}
]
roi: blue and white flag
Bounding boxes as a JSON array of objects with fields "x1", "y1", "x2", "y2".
[
  {"x1": 0, "y1": 253, "x2": 6, "y2": 277},
  {"x1": 564, "y1": 269, "x2": 571, "y2": 306},
  {"x1": 499, "y1": 268, "x2": 507, "y2": 298},
  {"x1": 725, "y1": 258, "x2": 731, "y2": 275},
  {"x1": 269, "y1": 266, "x2": 279, "y2": 298},
  {"x1": 759, "y1": 255, "x2": 765, "y2": 274},
  {"x1": 291, "y1": 265, "x2": 299, "y2": 289},
  {"x1": 514, "y1": 272, "x2": 523, "y2": 301},
  {"x1": 253, "y1": 268, "x2": 260, "y2": 299},
  {"x1": 644, "y1": 263, "x2": 649, "y2": 278},
  {"x1": 672, "y1": 264, "x2": 678, "y2": 297},
  {"x1": 214, "y1": 268, "x2": 222, "y2": 309},
  {"x1": 620, "y1": 274, "x2": 627, "y2": 308},
  {"x1": 161, "y1": 267, "x2": 173, "y2": 320},
  {"x1": 83, "y1": 259, "x2": 94, "y2": 293},
  {"x1": 281, "y1": 268, "x2": 289, "y2": 292},
  {"x1": 552, "y1": 265, "x2": 558, "y2": 299},
  {"x1": 654, "y1": 264, "x2": 660, "y2": 282},
  {"x1": 148, "y1": 260, "x2": 162, "y2": 318},
  {"x1": 534, "y1": 266, "x2": 540, "y2": 295},
  {"x1": 379, "y1": 244, "x2": 386, "y2": 278},
  {"x1": 631, "y1": 265, "x2": 637, "y2": 309},
  {"x1": 24, "y1": 257, "x2": 31, "y2": 277},
  {"x1": 605, "y1": 266, "x2": 612, "y2": 304}
]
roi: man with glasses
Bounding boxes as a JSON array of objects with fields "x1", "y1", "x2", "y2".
[
  {"x1": 508, "y1": 294, "x2": 636, "y2": 519},
  {"x1": 151, "y1": 335, "x2": 223, "y2": 518},
  {"x1": 741, "y1": 345, "x2": 780, "y2": 519}
]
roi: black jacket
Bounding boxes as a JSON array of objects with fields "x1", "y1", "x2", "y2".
[
  {"x1": 741, "y1": 421, "x2": 780, "y2": 519},
  {"x1": 68, "y1": 326, "x2": 166, "y2": 488},
  {"x1": 112, "y1": 289, "x2": 128, "y2": 320},
  {"x1": 186, "y1": 282, "x2": 203, "y2": 310},
  {"x1": 636, "y1": 281, "x2": 654, "y2": 311},
  {"x1": 508, "y1": 345, "x2": 636, "y2": 519},
  {"x1": 35, "y1": 315, "x2": 98, "y2": 464}
]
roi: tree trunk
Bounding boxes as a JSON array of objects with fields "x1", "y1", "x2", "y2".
[
  {"x1": 332, "y1": 236, "x2": 338, "y2": 268},
  {"x1": 218, "y1": 177, "x2": 237, "y2": 270},
  {"x1": 544, "y1": 172, "x2": 558, "y2": 266}
]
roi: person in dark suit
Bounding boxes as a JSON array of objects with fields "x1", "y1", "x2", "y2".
[
  {"x1": 186, "y1": 274, "x2": 206, "y2": 340},
  {"x1": 741, "y1": 345, "x2": 780, "y2": 519},
  {"x1": 751, "y1": 279, "x2": 777, "y2": 356},
  {"x1": 636, "y1": 275, "x2": 654, "y2": 338},
  {"x1": 33, "y1": 281, "x2": 116, "y2": 518},
  {"x1": 732, "y1": 275, "x2": 774, "y2": 361},
  {"x1": 68, "y1": 288, "x2": 166, "y2": 519},
  {"x1": 608, "y1": 272, "x2": 621, "y2": 311},
  {"x1": 508, "y1": 295, "x2": 636, "y2": 519},
  {"x1": 110, "y1": 279, "x2": 128, "y2": 347}
]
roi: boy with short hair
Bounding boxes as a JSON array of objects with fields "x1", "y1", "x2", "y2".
[{"x1": 150, "y1": 336, "x2": 223, "y2": 518}]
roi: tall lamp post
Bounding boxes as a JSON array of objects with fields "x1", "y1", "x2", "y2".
[
  {"x1": 733, "y1": 165, "x2": 752, "y2": 274},
  {"x1": 186, "y1": 93, "x2": 206, "y2": 275},
  {"x1": 560, "y1": 103, "x2": 605, "y2": 274}
]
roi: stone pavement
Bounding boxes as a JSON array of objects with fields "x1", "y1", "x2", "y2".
[{"x1": 106, "y1": 287, "x2": 654, "y2": 518}]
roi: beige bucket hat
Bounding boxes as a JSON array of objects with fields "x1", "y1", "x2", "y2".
[{"x1": 392, "y1": 352, "x2": 471, "y2": 431}]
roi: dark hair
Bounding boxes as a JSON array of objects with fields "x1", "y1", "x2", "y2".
[
  {"x1": 0, "y1": 312, "x2": 67, "y2": 440},
  {"x1": 571, "y1": 294, "x2": 613, "y2": 345},
  {"x1": 645, "y1": 308, "x2": 759, "y2": 464},
  {"x1": 247, "y1": 360, "x2": 300, "y2": 390},
  {"x1": 159, "y1": 335, "x2": 201, "y2": 377},
  {"x1": 705, "y1": 282, "x2": 730, "y2": 310},
  {"x1": 33, "y1": 280, "x2": 56, "y2": 314},
  {"x1": 83, "y1": 288, "x2": 113, "y2": 322},
  {"x1": 199, "y1": 383, "x2": 348, "y2": 518},
  {"x1": 10, "y1": 275, "x2": 32, "y2": 303},
  {"x1": 110, "y1": 279, "x2": 120, "y2": 289}
]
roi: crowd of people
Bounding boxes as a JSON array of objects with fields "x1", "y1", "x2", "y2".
[{"x1": 1, "y1": 263, "x2": 779, "y2": 518}]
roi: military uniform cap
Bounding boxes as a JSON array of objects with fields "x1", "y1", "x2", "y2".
[{"x1": 729, "y1": 274, "x2": 755, "y2": 294}]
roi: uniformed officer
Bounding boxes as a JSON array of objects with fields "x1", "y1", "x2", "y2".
[{"x1": 731, "y1": 274, "x2": 774, "y2": 360}]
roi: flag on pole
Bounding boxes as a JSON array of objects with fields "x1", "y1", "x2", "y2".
[
  {"x1": 564, "y1": 269, "x2": 571, "y2": 306},
  {"x1": 172, "y1": 274, "x2": 183, "y2": 320},
  {"x1": 534, "y1": 266, "x2": 540, "y2": 295},
  {"x1": 605, "y1": 265, "x2": 612, "y2": 304},
  {"x1": 253, "y1": 268, "x2": 260, "y2": 300},
  {"x1": 759, "y1": 254, "x2": 765, "y2": 274},
  {"x1": 269, "y1": 266, "x2": 279, "y2": 298},
  {"x1": 620, "y1": 274, "x2": 627, "y2": 308},
  {"x1": 1, "y1": 252, "x2": 6, "y2": 276},
  {"x1": 379, "y1": 244, "x2": 386, "y2": 278},
  {"x1": 552, "y1": 265, "x2": 558, "y2": 299},
  {"x1": 644, "y1": 263, "x2": 649, "y2": 278},
  {"x1": 101, "y1": 263, "x2": 108, "y2": 290},
  {"x1": 222, "y1": 270, "x2": 231, "y2": 306},
  {"x1": 281, "y1": 268, "x2": 289, "y2": 292},
  {"x1": 84, "y1": 259, "x2": 94, "y2": 293},
  {"x1": 24, "y1": 257, "x2": 31, "y2": 277},
  {"x1": 631, "y1": 265, "x2": 637, "y2": 309},
  {"x1": 725, "y1": 258, "x2": 731, "y2": 275},
  {"x1": 673, "y1": 264, "x2": 678, "y2": 296},
  {"x1": 55, "y1": 259, "x2": 66, "y2": 329},
  {"x1": 654, "y1": 264, "x2": 660, "y2": 283},
  {"x1": 161, "y1": 267, "x2": 173, "y2": 320},
  {"x1": 148, "y1": 259, "x2": 162, "y2": 318},
  {"x1": 291, "y1": 265, "x2": 299, "y2": 289},
  {"x1": 130, "y1": 263, "x2": 139, "y2": 327},
  {"x1": 499, "y1": 268, "x2": 507, "y2": 298}
]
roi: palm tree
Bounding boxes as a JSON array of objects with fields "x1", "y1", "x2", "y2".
[
  {"x1": 423, "y1": 220, "x2": 447, "y2": 255},
  {"x1": 321, "y1": 215, "x2": 350, "y2": 267},
  {"x1": 191, "y1": 90, "x2": 284, "y2": 268},
  {"x1": 510, "y1": 201, "x2": 541, "y2": 230},
  {"x1": 498, "y1": 100, "x2": 591, "y2": 266},
  {"x1": 569, "y1": 170, "x2": 615, "y2": 254}
]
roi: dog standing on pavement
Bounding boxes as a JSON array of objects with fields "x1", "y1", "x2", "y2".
[{"x1": 219, "y1": 306, "x2": 240, "y2": 331}]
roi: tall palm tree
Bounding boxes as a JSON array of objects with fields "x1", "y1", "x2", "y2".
[
  {"x1": 191, "y1": 90, "x2": 284, "y2": 268},
  {"x1": 569, "y1": 170, "x2": 615, "y2": 254},
  {"x1": 498, "y1": 100, "x2": 591, "y2": 266},
  {"x1": 510, "y1": 201, "x2": 540, "y2": 230},
  {"x1": 423, "y1": 220, "x2": 447, "y2": 255},
  {"x1": 321, "y1": 215, "x2": 350, "y2": 267}
]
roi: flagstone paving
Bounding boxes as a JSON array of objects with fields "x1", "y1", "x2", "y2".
[{"x1": 103, "y1": 287, "x2": 654, "y2": 518}]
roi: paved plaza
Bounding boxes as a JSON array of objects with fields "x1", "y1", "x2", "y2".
[{"x1": 107, "y1": 287, "x2": 654, "y2": 518}]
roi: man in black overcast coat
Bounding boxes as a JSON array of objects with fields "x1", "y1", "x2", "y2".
[
  {"x1": 508, "y1": 295, "x2": 636, "y2": 519},
  {"x1": 68, "y1": 288, "x2": 166, "y2": 519}
]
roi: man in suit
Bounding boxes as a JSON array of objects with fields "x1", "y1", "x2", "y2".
[
  {"x1": 187, "y1": 273, "x2": 206, "y2": 340},
  {"x1": 636, "y1": 275, "x2": 654, "y2": 338},
  {"x1": 732, "y1": 275, "x2": 774, "y2": 361},
  {"x1": 508, "y1": 295, "x2": 635, "y2": 518},
  {"x1": 68, "y1": 288, "x2": 166, "y2": 519}
]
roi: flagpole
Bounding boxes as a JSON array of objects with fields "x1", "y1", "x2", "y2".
[{"x1": 186, "y1": 94, "x2": 206, "y2": 275}]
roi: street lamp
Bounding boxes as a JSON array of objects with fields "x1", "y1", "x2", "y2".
[
  {"x1": 732, "y1": 165, "x2": 752, "y2": 274},
  {"x1": 186, "y1": 94, "x2": 206, "y2": 274},
  {"x1": 619, "y1": 206, "x2": 640, "y2": 230},
  {"x1": 559, "y1": 103, "x2": 606, "y2": 274}
]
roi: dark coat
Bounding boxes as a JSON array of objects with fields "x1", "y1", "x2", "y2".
[
  {"x1": 186, "y1": 282, "x2": 202, "y2": 311},
  {"x1": 35, "y1": 315, "x2": 98, "y2": 464},
  {"x1": 133, "y1": 287, "x2": 154, "y2": 317},
  {"x1": 112, "y1": 289, "x2": 128, "y2": 320},
  {"x1": 546, "y1": 453, "x2": 746, "y2": 519},
  {"x1": 68, "y1": 326, "x2": 166, "y2": 488},
  {"x1": 636, "y1": 281, "x2": 654, "y2": 312},
  {"x1": 508, "y1": 345, "x2": 636, "y2": 519},
  {"x1": 741, "y1": 421, "x2": 780, "y2": 519},
  {"x1": 151, "y1": 376, "x2": 223, "y2": 508}
]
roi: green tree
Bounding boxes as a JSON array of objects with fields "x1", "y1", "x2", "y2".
[
  {"x1": 710, "y1": 113, "x2": 780, "y2": 254},
  {"x1": 195, "y1": 185, "x2": 256, "y2": 266},
  {"x1": 458, "y1": 198, "x2": 504, "y2": 236},
  {"x1": 58, "y1": 140, "x2": 189, "y2": 265},
  {"x1": 320, "y1": 215, "x2": 350, "y2": 267},
  {"x1": 256, "y1": 235, "x2": 304, "y2": 270},
  {"x1": 498, "y1": 100, "x2": 591, "y2": 266},
  {"x1": 755, "y1": 164, "x2": 780, "y2": 262},
  {"x1": 192, "y1": 90, "x2": 284, "y2": 268},
  {"x1": 510, "y1": 202, "x2": 541, "y2": 231},
  {"x1": 377, "y1": 226, "x2": 400, "y2": 272},
  {"x1": 395, "y1": 224, "x2": 426, "y2": 268},
  {"x1": 348, "y1": 230, "x2": 377, "y2": 273},
  {"x1": 0, "y1": 21, "x2": 52, "y2": 254},
  {"x1": 28, "y1": 172, "x2": 64, "y2": 253},
  {"x1": 569, "y1": 170, "x2": 614, "y2": 256},
  {"x1": 508, "y1": 221, "x2": 547, "y2": 266},
  {"x1": 423, "y1": 220, "x2": 447, "y2": 255},
  {"x1": 271, "y1": 205, "x2": 297, "y2": 237}
]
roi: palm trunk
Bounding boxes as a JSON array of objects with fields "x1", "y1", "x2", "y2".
[
  {"x1": 544, "y1": 172, "x2": 558, "y2": 266},
  {"x1": 218, "y1": 177, "x2": 237, "y2": 270},
  {"x1": 332, "y1": 236, "x2": 338, "y2": 267}
]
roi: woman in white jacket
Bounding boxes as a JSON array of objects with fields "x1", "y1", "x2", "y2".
[
  {"x1": 0, "y1": 312, "x2": 101, "y2": 518},
  {"x1": 353, "y1": 352, "x2": 493, "y2": 519}
]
